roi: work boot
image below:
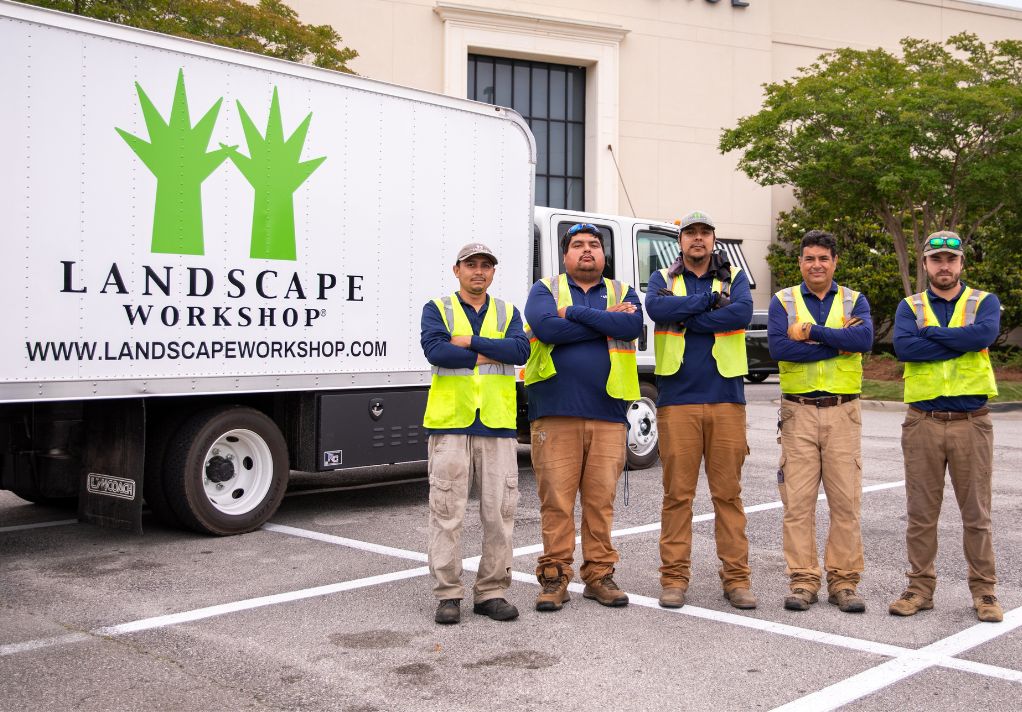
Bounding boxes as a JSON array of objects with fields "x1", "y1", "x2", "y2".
[
  {"x1": 535, "y1": 565, "x2": 570, "y2": 612},
  {"x1": 434, "y1": 599, "x2": 461, "y2": 624},
  {"x1": 724, "y1": 587, "x2": 758, "y2": 610},
  {"x1": 473, "y1": 598, "x2": 519, "y2": 621},
  {"x1": 973, "y1": 595, "x2": 1004, "y2": 623},
  {"x1": 828, "y1": 589, "x2": 866, "y2": 613},
  {"x1": 658, "y1": 586, "x2": 686, "y2": 609},
  {"x1": 583, "y1": 572, "x2": 629, "y2": 607},
  {"x1": 888, "y1": 591, "x2": 933, "y2": 617},
  {"x1": 783, "y1": 588, "x2": 818, "y2": 612}
]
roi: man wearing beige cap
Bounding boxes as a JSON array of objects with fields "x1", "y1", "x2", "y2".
[
  {"x1": 890, "y1": 231, "x2": 1003, "y2": 623},
  {"x1": 420, "y1": 243, "x2": 529, "y2": 624}
]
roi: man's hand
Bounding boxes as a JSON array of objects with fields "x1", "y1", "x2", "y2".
[
  {"x1": 450, "y1": 335, "x2": 472, "y2": 348},
  {"x1": 607, "y1": 302, "x2": 636, "y2": 313},
  {"x1": 787, "y1": 321, "x2": 813, "y2": 341},
  {"x1": 657, "y1": 287, "x2": 675, "y2": 296},
  {"x1": 843, "y1": 317, "x2": 863, "y2": 329},
  {"x1": 557, "y1": 305, "x2": 569, "y2": 318},
  {"x1": 476, "y1": 353, "x2": 497, "y2": 366},
  {"x1": 713, "y1": 292, "x2": 732, "y2": 310}
]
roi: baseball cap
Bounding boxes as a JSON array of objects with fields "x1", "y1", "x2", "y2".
[
  {"x1": 678, "y1": 210, "x2": 715, "y2": 231},
  {"x1": 922, "y1": 230, "x2": 964, "y2": 257},
  {"x1": 456, "y1": 242, "x2": 498, "y2": 265}
]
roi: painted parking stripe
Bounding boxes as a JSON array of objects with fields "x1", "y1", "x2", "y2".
[
  {"x1": 770, "y1": 607, "x2": 1022, "y2": 711},
  {"x1": 262, "y1": 523, "x2": 428, "y2": 562},
  {"x1": 0, "y1": 519, "x2": 77, "y2": 533},
  {"x1": 1, "y1": 565, "x2": 430, "y2": 658}
]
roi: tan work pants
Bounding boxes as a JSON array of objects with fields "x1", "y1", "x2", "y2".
[
  {"x1": 777, "y1": 398, "x2": 863, "y2": 595},
  {"x1": 530, "y1": 417, "x2": 626, "y2": 584},
  {"x1": 901, "y1": 409, "x2": 996, "y2": 597},
  {"x1": 427, "y1": 434, "x2": 519, "y2": 602},
  {"x1": 658, "y1": 403, "x2": 751, "y2": 592}
]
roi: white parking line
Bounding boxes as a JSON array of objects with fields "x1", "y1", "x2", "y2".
[
  {"x1": 262, "y1": 523, "x2": 428, "y2": 562},
  {"x1": 0, "y1": 519, "x2": 77, "y2": 533},
  {"x1": 0, "y1": 564, "x2": 431, "y2": 658}
]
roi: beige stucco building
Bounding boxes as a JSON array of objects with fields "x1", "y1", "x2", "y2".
[{"x1": 289, "y1": 0, "x2": 1022, "y2": 305}]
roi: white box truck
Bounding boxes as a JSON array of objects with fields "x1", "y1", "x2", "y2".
[{"x1": 0, "y1": 1, "x2": 535, "y2": 534}]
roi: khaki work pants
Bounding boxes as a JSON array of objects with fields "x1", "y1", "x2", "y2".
[
  {"x1": 658, "y1": 403, "x2": 751, "y2": 592},
  {"x1": 530, "y1": 417, "x2": 626, "y2": 584},
  {"x1": 427, "y1": 434, "x2": 519, "y2": 602},
  {"x1": 901, "y1": 409, "x2": 996, "y2": 597},
  {"x1": 777, "y1": 399, "x2": 863, "y2": 595}
]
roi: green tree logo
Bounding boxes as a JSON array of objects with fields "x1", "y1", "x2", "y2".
[
  {"x1": 116, "y1": 69, "x2": 234, "y2": 256},
  {"x1": 229, "y1": 88, "x2": 326, "y2": 261}
]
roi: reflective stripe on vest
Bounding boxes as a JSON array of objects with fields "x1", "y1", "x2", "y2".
[
  {"x1": 902, "y1": 287, "x2": 998, "y2": 402},
  {"x1": 422, "y1": 294, "x2": 517, "y2": 429},
  {"x1": 523, "y1": 274, "x2": 640, "y2": 401},
  {"x1": 776, "y1": 285, "x2": 863, "y2": 395},
  {"x1": 652, "y1": 266, "x2": 748, "y2": 378}
]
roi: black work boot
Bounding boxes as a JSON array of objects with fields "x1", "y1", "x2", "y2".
[{"x1": 434, "y1": 599, "x2": 461, "y2": 624}]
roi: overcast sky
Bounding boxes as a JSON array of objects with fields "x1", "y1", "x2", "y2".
[{"x1": 969, "y1": 0, "x2": 1022, "y2": 9}]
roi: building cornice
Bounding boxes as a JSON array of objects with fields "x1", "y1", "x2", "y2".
[{"x1": 434, "y1": 2, "x2": 630, "y2": 44}]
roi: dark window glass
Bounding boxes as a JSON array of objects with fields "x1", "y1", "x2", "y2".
[{"x1": 469, "y1": 54, "x2": 585, "y2": 210}]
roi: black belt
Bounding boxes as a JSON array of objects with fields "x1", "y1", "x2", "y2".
[
  {"x1": 783, "y1": 394, "x2": 860, "y2": 408},
  {"x1": 909, "y1": 406, "x2": 989, "y2": 421}
]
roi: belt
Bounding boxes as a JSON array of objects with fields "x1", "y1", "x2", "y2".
[
  {"x1": 909, "y1": 406, "x2": 989, "y2": 421},
  {"x1": 783, "y1": 394, "x2": 860, "y2": 408}
]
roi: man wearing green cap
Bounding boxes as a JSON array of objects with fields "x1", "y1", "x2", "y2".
[{"x1": 889, "y1": 231, "x2": 1003, "y2": 623}]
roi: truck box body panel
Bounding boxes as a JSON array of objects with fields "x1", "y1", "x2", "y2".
[{"x1": 0, "y1": 2, "x2": 534, "y2": 403}]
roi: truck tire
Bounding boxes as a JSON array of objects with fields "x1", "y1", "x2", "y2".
[
  {"x1": 744, "y1": 372, "x2": 769, "y2": 383},
  {"x1": 625, "y1": 381, "x2": 660, "y2": 470},
  {"x1": 161, "y1": 406, "x2": 289, "y2": 536}
]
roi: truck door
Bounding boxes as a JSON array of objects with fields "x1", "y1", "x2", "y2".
[{"x1": 632, "y1": 224, "x2": 681, "y2": 365}]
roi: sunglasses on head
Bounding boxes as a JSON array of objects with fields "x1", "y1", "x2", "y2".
[
  {"x1": 565, "y1": 223, "x2": 600, "y2": 238},
  {"x1": 928, "y1": 236, "x2": 962, "y2": 249}
]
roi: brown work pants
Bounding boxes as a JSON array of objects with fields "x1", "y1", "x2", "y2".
[
  {"x1": 427, "y1": 434, "x2": 519, "y2": 603},
  {"x1": 530, "y1": 417, "x2": 626, "y2": 584},
  {"x1": 901, "y1": 409, "x2": 996, "y2": 597},
  {"x1": 658, "y1": 403, "x2": 751, "y2": 592},
  {"x1": 777, "y1": 399, "x2": 863, "y2": 595}
]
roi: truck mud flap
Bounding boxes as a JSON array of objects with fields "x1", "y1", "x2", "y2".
[{"x1": 78, "y1": 400, "x2": 145, "y2": 533}]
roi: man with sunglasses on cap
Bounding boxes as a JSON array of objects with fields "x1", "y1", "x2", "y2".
[
  {"x1": 889, "y1": 231, "x2": 1003, "y2": 623},
  {"x1": 524, "y1": 222, "x2": 643, "y2": 612},
  {"x1": 646, "y1": 210, "x2": 757, "y2": 611},
  {"x1": 421, "y1": 243, "x2": 530, "y2": 625},
  {"x1": 768, "y1": 230, "x2": 873, "y2": 614}
]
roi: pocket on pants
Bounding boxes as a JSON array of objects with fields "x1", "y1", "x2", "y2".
[
  {"x1": 777, "y1": 455, "x2": 787, "y2": 505},
  {"x1": 430, "y1": 477, "x2": 454, "y2": 518},
  {"x1": 501, "y1": 474, "x2": 520, "y2": 519}
]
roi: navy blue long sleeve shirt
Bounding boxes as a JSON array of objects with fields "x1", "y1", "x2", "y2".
[
  {"x1": 645, "y1": 266, "x2": 753, "y2": 406},
  {"x1": 767, "y1": 281, "x2": 874, "y2": 396},
  {"x1": 421, "y1": 293, "x2": 530, "y2": 437},
  {"x1": 524, "y1": 276, "x2": 644, "y2": 423},
  {"x1": 893, "y1": 284, "x2": 1000, "y2": 412}
]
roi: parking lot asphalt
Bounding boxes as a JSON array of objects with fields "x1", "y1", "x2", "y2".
[{"x1": 2, "y1": 379, "x2": 1021, "y2": 711}]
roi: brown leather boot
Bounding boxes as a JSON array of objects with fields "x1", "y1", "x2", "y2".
[
  {"x1": 535, "y1": 565, "x2": 570, "y2": 612},
  {"x1": 974, "y1": 594, "x2": 1003, "y2": 623},
  {"x1": 724, "y1": 587, "x2": 758, "y2": 610},
  {"x1": 583, "y1": 572, "x2": 629, "y2": 607}
]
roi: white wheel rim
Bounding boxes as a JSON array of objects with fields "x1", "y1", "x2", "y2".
[
  {"x1": 626, "y1": 397, "x2": 658, "y2": 458},
  {"x1": 202, "y1": 428, "x2": 274, "y2": 515}
]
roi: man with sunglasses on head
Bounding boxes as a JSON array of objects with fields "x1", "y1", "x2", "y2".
[
  {"x1": 889, "y1": 231, "x2": 1002, "y2": 623},
  {"x1": 768, "y1": 230, "x2": 873, "y2": 615},
  {"x1": 524, "y1": 222, "x2": 643, "y2": 613},
  {"x1": 421, "y1": 243, "x2": 530, "y2": 625},
  {"x1": 646, "y1": 210, "x2": 757, "y2": 611}
]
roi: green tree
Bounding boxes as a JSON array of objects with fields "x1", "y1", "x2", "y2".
[
  {"x1": 25, "y1": 0, "x2": 357, "y2": 72},
  {"x1": 228, "y1": 88, "x2": 325, "y2": 260},
  {"x1": 720, "y1": 33, "x2": 1022, "y2": 297},
  {"x1": 116, "y1": 69, "x2": 233, "y2": 255}
]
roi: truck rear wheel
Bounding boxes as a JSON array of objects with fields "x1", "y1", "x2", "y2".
[
  {"x1": 625, "y1": 381, "x2": 659, "y2": 470},
  {"x1": 162, "y1": 406, "x2": 289, "y2": 536}
]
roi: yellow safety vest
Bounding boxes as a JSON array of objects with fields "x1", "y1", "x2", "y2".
[
  {"x1": 652, "y1": 266, "x2": 748, "y2": 378},
  {"x1": 523, "y1": 274, "x2": 640, "y2": 401},
  {"x1": 422, "y1": 293, "x2": 518, "y2": 429},
  {"x1": 902, "y1": 287, "x2": 998, "y2": 402},
  {"x1": 776, "y1": 285, "x2": 863, "y2": 395}
]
